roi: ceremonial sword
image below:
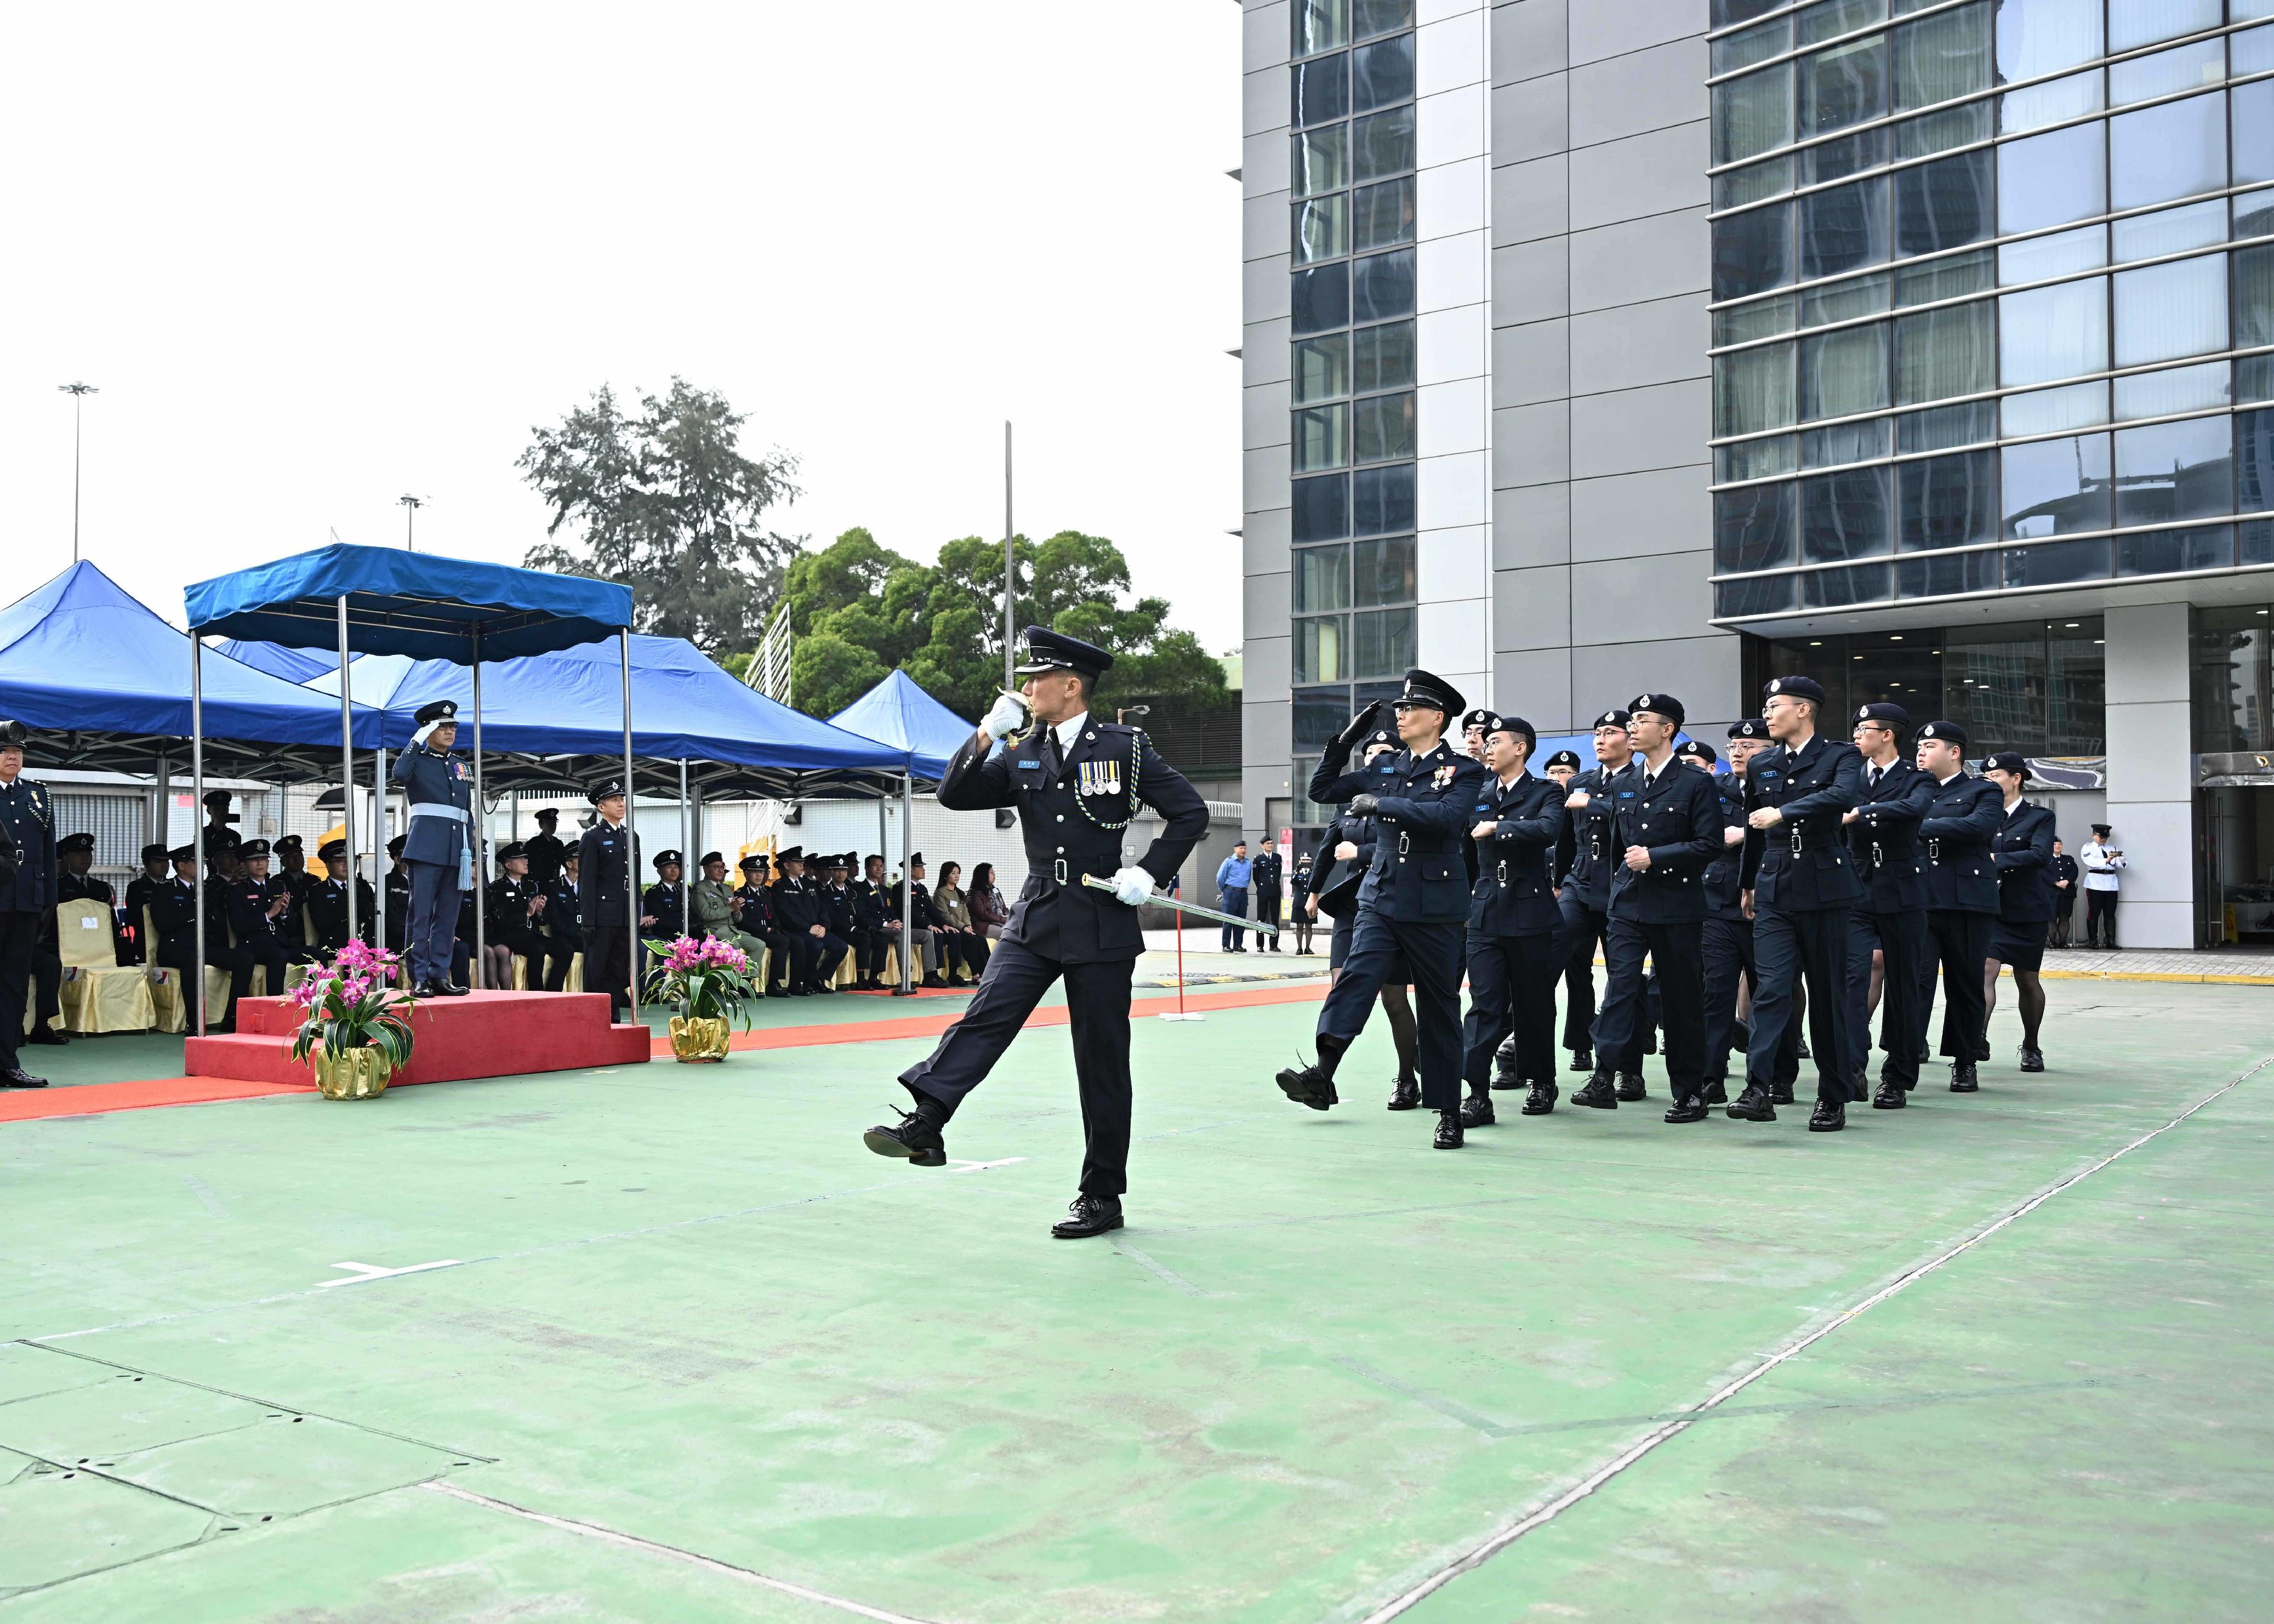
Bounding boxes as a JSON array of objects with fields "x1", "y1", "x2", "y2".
[{"x1": 1080, "y1": 874, "x2": 1280, "y2": 939}]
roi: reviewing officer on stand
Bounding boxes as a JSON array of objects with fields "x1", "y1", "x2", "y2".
[{"x1": 388, "y1": 699, "x2": 474, "y2": 997}]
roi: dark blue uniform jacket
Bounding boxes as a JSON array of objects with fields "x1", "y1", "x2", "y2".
[
  {"x1": 388, "y1": 745, "x2": 474, "y2": 873},
  {"x1": 1603, "y1": 759, "x2": 1725, "y2": 924},
  {"x1": 1313, "y1": 738, "x2": 1488, "y2": 925},
  {"x1": 1846, "y1": 759, "x2": 1935, "y2": 915},
  {"x1": 1992, "y1": 800, "x2": 2057, "y2": 924},
  {"x1": 1918, "y1": 772, "x2": 2002, "y2": 913},
  {"x1": 0, "y1": 774, "x2": 58, "y2": 912},
  {"x1": 1702, "y1": 772, "x2": 1750, "y2": 914},
  {"x1": 1557, "y1": 763, "x2": 1628, "y2": 910},
  {"x1": 1467, "y1": 770, "x2": 1563, "y2": 936},
  {"x1": 1740, "y1": 733, "x2": 1865, "y2": 911}
]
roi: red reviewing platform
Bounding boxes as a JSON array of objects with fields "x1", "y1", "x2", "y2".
[{"x1": 183, "y1": 989, "x2": 651, "y2": 1088}]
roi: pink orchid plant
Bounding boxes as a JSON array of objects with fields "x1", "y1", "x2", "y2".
[
  {"x1": 643, "y1": 933, "x2": 758, "y2": 1026},
  {"x1": 284, "y1": 938, "x2": 417, "y2": 1067}
]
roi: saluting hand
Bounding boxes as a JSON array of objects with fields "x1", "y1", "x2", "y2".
[{"x1": 1348, "y1": 792, "x2": 1380, "y2": 815}]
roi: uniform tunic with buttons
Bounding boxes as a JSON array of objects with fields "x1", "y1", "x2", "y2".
[
  {"x1": 0, "y1": 772, "x2": 59, "y2": 1071},
  {"x1": 1841, "y1": 758, "x2": 1936, "y2": 1090},
  {"x1": 389, "y1": 742, "x2": 474, "y2": 984},
  {"x1": 1914, "y1": 771, "x2": 2003, "y2": 1064},
  {"x1": 1459, "y1": 769, "x2": 1567, "y2": 1089},
  {"x1": 1587, "y1": 757, "x2": 1724, "y2": 1093}
]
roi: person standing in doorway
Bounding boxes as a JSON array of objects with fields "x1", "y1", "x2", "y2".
[
  {"x1": 1216, "y1": 841, "x2": 1252, "y2": 953},
  {"x1": 2080, "y1": 823, "x2": 2124, "y2": 949}
]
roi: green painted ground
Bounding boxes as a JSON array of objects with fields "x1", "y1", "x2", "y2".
[{"x1": 2, "y1": 979, "x2": 2268, "y2": 1622}]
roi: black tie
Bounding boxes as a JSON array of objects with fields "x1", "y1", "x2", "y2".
[
  {"x1": 1870, "y1": 766, "x2": 1882, "y2": 788},
  {"x1": 1043, "y1": 730, "x2": 1063, "y2": 778}
]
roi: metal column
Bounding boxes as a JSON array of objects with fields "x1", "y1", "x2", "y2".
[
  {"x1": 190, "y1": 639, "x2": 206, "y2": 1036},
  {"x1": 471, "y1": 628, "x2": 485, "y2": 981},
  {"x1": 337, "y1": 596, "x2": 358, "y2": 949},
  {"x1": 621, "y1": 630, "x2": 638, "y2": 1021},
  {"x1": 896, "y1": 772, "x2": 915, "y2": 995}
]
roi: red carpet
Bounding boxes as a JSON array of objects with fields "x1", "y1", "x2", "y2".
[
  {"x1": 185, "y1": 990, "x2": 651, "y2": 1088},
  {"x1": 3, "y1": 981, "x2": 1327, "y2": 1123}
]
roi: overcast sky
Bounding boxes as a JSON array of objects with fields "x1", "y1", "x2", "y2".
[{"x1": 0, "y1": 4, "x2": 1243, "y2": 655}]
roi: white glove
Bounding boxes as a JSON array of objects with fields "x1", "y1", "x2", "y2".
[
  {"x1": 1110, "y1": 866, "x2": 1155, "y2": 908},
  {"x1": 981, "y1": 692, "x2": 1030, "y2": 741}
]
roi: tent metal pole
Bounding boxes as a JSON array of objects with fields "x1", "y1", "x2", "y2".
[
  {"x1": 374, "y1": 741, "x2": 387, "y2": 948},
  {"x1": 191, "y1": 638, "x2": 206, "y2": 1038},
  {"x1": 471, "y1": 628, "x2": 485, "y2": 983},
  {"x1": 621, "y1": 630, "x2": 638, "y2": 1023},
  {"x1": 896, "y1": 771, "x2": 914, "y2": 995},
  {"x1": 679, "y1": 755, "x2": 690, "y2": 946},
  {"x1": 337, "y1": 596, "x2": 356, "y2": 952},
  {"x1": 876, "y1": 795, "x2": 886, "y2": 872},
  {"x1": 151, "y1": 754, "x2": 168, "y2": 849}
]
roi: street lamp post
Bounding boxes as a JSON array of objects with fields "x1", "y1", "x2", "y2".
[
  {"x1": 400, "y1": 494, "x2": 425, "y2": 550},
  {"x1": 58, "y1": 382, "x2": 98, "y2": 563}
]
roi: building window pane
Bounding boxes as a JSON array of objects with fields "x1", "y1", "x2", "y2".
[
  {"x1": 1351, "y1": 33, "x2": 1414, "y2": 113},
  {"x1": 2003, "y1": 380, "x2": 2109, "y2": 438},
  {"x1": 1351, "y1": 177, "x2": 1414, "y2": 251},
  {"x1": 1898, "y1": 247, "x2": 1993, "y2": 305},
  {"x1": 1803, "y1": 269, "x2": 1892, "y2": 330},
  {"x1": 1294, "y1": 0, "x2": 1348, "y2": 57},
  {"x1": 1293, "y1": 335, "x2": 1351, "y2": 404},
  {"x1": 1354, "y1": 320, "x2": 1416, "y2": 392},
  {"x1": 1803, "y1": 561, "x2": 1894, "y2": 608},
  {"x1": 1808, "y1": 126, "x2": 1887, "y2": 186},
  {"x1": 1898, "y1": 398, "x2": 1998, "y2": 452},
  {"x1": 1716, "y1": 342, "x2": 1797, "y2": 437},
  {"x1": 1294, "y1": 614, "x2": 1351, "y2": 684},
  {"x1": 1715, "y1": 0, "x2": 1785, "y2": 26},
  {"x1": 2239, "y1": 407, "x2": 2274, "y2": 511},
  {"x1": 2002, "y1": 433, "x2": 2113, "y2": 538},
  {"x1": 1999, "y1": 223, "x2": 2106, "y2": 287},
  {"x1": 1715, "y1": 481, "x2": 1798, "y2": 572},
  {"x1": 2004, "y1": 538, "x2": 2112, "y2": 588},
  {"x1": 2113, "y1": 200, "x2": 2225, "y2": 265},
  {"x1": 1351, "y1": 106, "x2": 1415, "y2": 181},
  {"x1": 1800, "y1": 176, "x2": 1890, "y2": 281},
  {"x1": 1799, "y1": 36, "x2": 1887, "y2": 139},
  {"x1": 1714, "y1": 201, "x2": 1794, "y2": 300},
  {"x1": 1351, "y1": 608, "x2": 1415, "y2": 678},
  {"x1": 1800, "y1": 322, "x2": 1891, "y2": 421},
  {"x1": 1895, "y1": 298, "x2": 1994, "y2": 406},
  {"x1": 2241, "y1": 355, "x2": 2274, "y2": 406},
  {"x1": 1998, "y1": 122, "x2": 2107, "y2": 237},
  {"x1": 1799, "y1": 0, "x2": 1883, "y2": 49},
  {"x1": 1900, "y1": 99, "x2": 1994, "y2": 157},
  {"x1": 1294, "y1": 687, "x2": 1354, "y2": 752},
  {"x1": 1717, "y1": 155, "x2": 1795, "y2": 210},
  {"x1": 2114, "y1": 361, "x2": 2229, "y2": 421},
  {"x1": 2114, "y1": 254, "x2": 2229, "y2": 368},
  {"x1": 1353, "y1": 535, "x2": 1416, "y2": 605},
  {"x1": 1999, "y1": 276, "x2": 2109, "y2": 388},
  {"x1": 1293, "y1": 545, "x2": 1352, "y2": 613},
  {"x1": 2109, "y1": 0, "x2": 2218, "y2": 54},
  {"x1": 1293, "y1": 404, "x2": 1351, "y2": 473},
  {"x1": 2111, "y1": 95, "x2": 2227, "y2": 213},
  {"x1": 1898, "y1": 549, "x2": 2001, "y2": 597},
  {"x1": 1899, "y1": 448, "x2": 1998, "y2": 550},
  {"x1": 2239, "y1": 244, "x2": 2274, "y2": 352},
  {"x1": 1354, "y1": 392, "x2": 1414, "y2": 463},
  {"x1": 2000, "y1": 68, "x2": 2103, "y2": 137},
  {"x1": 2238, "y1": 80, "x2": 2274, "y2": 188},
  {"x1": 1719, "y1": 434, "x2": 1799, "y2": 480},
  {"x1": 1802, "y1": 465, "x2": 1894, "y2": 562},
  {"x1": 1293, "y1": 127, "x2": 1349, "y2": 199},
  {"x1": 1293, "y1": 474, "x2": 1351, "y2": 542},
  {"x1": 1353, "y1": 464, "x2": 1416, "y2": 534},
  {"x1": 1292, "y1": 55, "x2": 1349, "y2": 127},
  {"x1": 1293, "y1": 194, "x2": 1349, "y2": 264},
  {"x1": 2235, "y1": 22, "x2": 2274, "y2": 78},
  {"x1": 1895, "y1": 149, "x2": 1992, "y2": 258},
  {"x1": 2110, "y1": 39, "x2": 2224, "y2": 110},
  {"x1": 1803, "y1": 417, "x2": 1890, "y2": 467},
  {"x1": 1894, "y1": 1, "x2": 1989, "y2": 111},
  {"x1": 1714, "y1": 16, "x2": 1791, "y2": 76},
  {"x1": 1717, "y1": 573, "x2": 1799, "y2": 617},
  {"x1": 1290, "y1": 263, "x2": 1351, "y2": 335},
  {"x1": 1716, "y1": 294, "x2": 1797, "y2": 346},
  {"x1": 1353, "y1": 0, "x2": 1412, "y2": 39},
  {"x1": 2114, "y1": 416, "x2": 2234, "y2": 528},
  {"x1": 1995, "y1": 0, "x2": 2102, "y2": 82},
  {"x1": 1351, "y1": 248, "x2": 1414, "y2": 322},
  {"x1": 1715, "y1": 65, "x2": 1794, "y2": 167},
  {"x1": 2118, "y1": 525, "x2": 2234, "y2": 577}
]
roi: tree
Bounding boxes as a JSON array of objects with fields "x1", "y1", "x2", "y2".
[{"x1": 519, "y1": 379, "x2": 800, "y2": 655}]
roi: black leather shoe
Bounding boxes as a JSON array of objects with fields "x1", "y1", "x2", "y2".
[
  {"x1": 1521, "y1": 1079, "x2": 1558, "y2": 1114},
  {"x1": 1433, "y1": 1110, "x2": 1464, "y2": 1149},
  {"x1": 814, "y1": 983, "x2": 837, "y2": 996},
  {"x1": 1808, "y1": 1099, "x2": 1846, "y2": 1132},
  {"x1": 1917, "y1": 1044, "x2": 1932, "y2": 1065},
  {"x1": 1796, "y1": 1039, "x2": 1811, "y2": 1060},
  {"x1": 1615, "y1": 1072, "x2": 1646, "y2": 1102},
  {"x1": 0, "y1": 1067, "x2": 49, "y2": 1089},
  {"x1": 921, "y1": 975, "x2": 949, "y2": 989},
  {"x1": 27, "y1": 1027, "x2": 68, "y2": 1046},
  {"x1": 1276, "y1": 1062, "x2": 1338, "y2": 1111},
  {"x1": 1386, "y1": 1076, "x2": 1421, "y2": 1110},
  {"x1": 1052, "y1": 1194, "x2": 1123, "y2": 1237},
  {"x1": 437, "y1": 980, "x2": 470, "y2": 997},
  {"x1": 1872, "y1": 1081, "x2": 1907, "y2": 1110},
  {"x1": 1701, "y1": 1077, "x2": 1729, "y2": 1104},
  {"x1": 1568, "y1": 1048, "x2": 1594, "y2": 1074},
  {"x1": 1571, "y1": 1070, "x2": 1619, "y2": 1109},
  {"x1": 1769, "y1": 1081, "x2": 1795, "y2": 1106},
  {"x1": 1663, "y1": 1095, "x2": 1707, "y2": 1124},
  {"x1": 1725, "y1": 1083, "x2": 1777, "y2": 1122},
  {"x1": 862, "y1": 1106, "x2": 947, "y2": 1166},
  {"x1": 2019, "y1": 1046, "x2": 2044, "y2": 1073},
  {"x1": 1950, "y1": 1060, "x2": 1979, "y2": 1093},
  {"x1": 1458, "y1": 1091, "x2": 1496, "y2": 1128},
  {"x1": 1731, "y1": 1019, "x2": 1750, "y2": 1053}
]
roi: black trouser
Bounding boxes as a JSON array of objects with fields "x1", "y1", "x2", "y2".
[
  {"x1": 942, "y1": 929, "x2": 990, "y2": 978},
  {"x1": 1253, "y1": 888, "x2": 1281, "y2": 948},
  {"x1": 1219, "y1": 887, "x2": 1248, "y2": 950},
  {"x1": 847, "y1": 926, "x2": 890, "y2": 980},
  {"x1": 2085, "y1": 890, "x2": 2117, "y2": 948},
  {"x1": 584, "y1": 924, "x2": 633, "y2": 1020},
  {"x1": 902, "y1": 940, "x2": 1136, "y2": 1197},
  {"x1": 1593, "y1": 915, "x2": 1707, "y2": 1097},
  {"x1": 1923, "y1": 908, "x2": 1994, "y2": 1062},
  {"x1": 229, "y1": 936, "x2": 291, "y2": 1008},
  {"x1": 1747, "y1": 903, "x2": 1852, "y2": 1104},
  {"x1": 504, "y1": 927, "x2": 573, "y2": 991},
  {"x1": 1557, "y1": 891, "x2": 1607, "y2": 1054},
  {"x1": 1847, "y1": 906, "x2": 1926, "y2": 1090},
  {"x1": 1316, "y1": 903, "x2": 1464, "y2": 1110},
  {"x1": 779, "y1": 929, "x2": 849, "y2": 990},
  {"x1": 1700, "y1": 911, "x2": 1753, "y2": 1081},
  {"x1": 0, "y1": 911, "x2": 39, "y2": 1068},
  {"x1": 1461, "y1": 929, "x2": 1557, "y2": 1089}
]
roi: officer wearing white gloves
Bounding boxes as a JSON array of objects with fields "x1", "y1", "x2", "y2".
[{"x1": 864, "y1": 627, "x2": 1208, "y2": 1237}]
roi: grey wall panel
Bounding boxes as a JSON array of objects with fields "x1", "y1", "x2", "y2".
[
  {"x1": 1491, "y1": 319, "x2": 1571, "y2": 407},
  {"x1": 1570, "y1": 634, "x2": 1737, "y2": 731},
  {"x1": 1568, "y1": 379, "x2": 1710, "y2": 480},
  {"x1": 1493, "y1": 400, "x2": 1571, "y2": 487},
  {"x1": 1492, "y1": 239, "x2": 1570, "y2": 329},
  {"x1": 1245, "y1": 634, "x2": 1293, "y2": 705},
  {"x1": 1243, "y1": 506, "x2": 1292, "y2": 576},
  {"x1": 1243, "y1": 442, "x2": 1293, "y2": 513},
  {"x1": 1567, "y1": 207, "x2": 1710, "y2": 311},
  {"x1": 1245, "y1": 68, "x2": 1286, "y2": 138},
  {"x1": 1244, "y1": 253, "x2": 1292, "y2": 323},
  {"x1": 1493, "y1": 0, "x2": 1570, "y2": 86},
  {"x1": 1570, "y1": 464, "x2": 1710, "y2": 562},
  {"x1": 1244, "y1": 317, "x2": 1292, "y2": 386},
  {"x1": 1492, "y1": 72, "x2": 1569, "y2": 164},
  {"x1": 1568, "y1": 292, "x2": 1709, "y2": 394},
  {"x1": 1243, "y1": 128, "x2": 1291, "y2": 195},
  {"x1": 1243, "y1": 1, "x2": 1290, "y2": 72},
  {"x1": 1568, "y1": 0, "x2": 1707, "y2": 67},
  {"x1": 1493, "y1": 564, "x2": 1572, "y2": 651},
  {"x1": 1492, "y1": 483, "x2": 1572, "y2": 568},
  {"x1": 1493, "y1": 646, "x2": 1575, "y2": 732},
  {"x1": 1245, "y1": 191, "x2": 1290, "y2": 262},
  {"x1": 1567, "y1": 121, "x2": 1709, "y2": 231},
  {"x1": 1244, "y1": 569, "x2": 1291, "y2": 639},
  {"x1": 1571, "y1": 549, "x2": 1713, "y2": 642},
  {"x1": 1244, "y1": 380, "x2": 1291, "y2": 452},
  {"x1": 1569, "y1": 37, "x2": 1708, "y2": 147},
  {"x1": 1491, "y1": 155, "x2": 1571, "y2": 246}
]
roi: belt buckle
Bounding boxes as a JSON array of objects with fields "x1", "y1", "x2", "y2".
[
  {"x1": 1053, "y1": 858, "x2": 1067, "y2": 886},
  {"x1": 1397, "y1": 832, "x2": 1410, "y2": 855},
  {"x1": 1927, "y1": 838, "x2": 1940, "y2": 862},
  {"x1": 1496, "y1": 860, "x2": 1507, "y2": 887},
  {"x1": 1789, "y1": 827, "x2": 1804, "y2": 857}
]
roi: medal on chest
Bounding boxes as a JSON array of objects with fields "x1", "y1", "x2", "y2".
[
  {"x1": 1431, "y1": 763, "x2": 1455, "y2": 789},
  {"x1": 1077, "y1": 758, "x2": 1123, "y2": 799}
]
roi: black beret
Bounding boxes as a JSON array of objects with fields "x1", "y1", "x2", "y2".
[
  {"x1": 273, "y1": 834, "x2": 303, "y2": 852},
  {"x1": 1629, "y1": 692, "x2": 1686, "y2": 729},
  {"x1": 1591, "y1": 709, "x2": 1632, "y2": 730},
  {"x1": 1854, "y1": 702, "x2": 1908, "y2": 728},
  {"x1": 1483, "y1": 713, "x2": 1537, "y2": 750},
  {"x1": 1728, "y1": 718, "x2": 1770, "y2": 740},
  {"x1": 700, "y1": 850, "x2": 725, "y2": 866},
  {"x1": 1363, "y1": 727, "x2": 1398, "y2": 750},
  {"x1": 388, "y1": 833, "x2": 407, "y2": 855},
  {"x1": 1983, "y1": 750, "x2": 2028, "y2": 779},
  {"x1": 1916, "y1": 720, "x2": 1968, "y2": 746},
  {"x1": 1675, "y1": 740, "x2": 1718, "y2": 764},
  {"x1": 1460, "y1": 708, "x2": 1494, "y2": 732},
  {"x1": 1763, "y1": 675, "x2": 1828, "y2": 706},
  {"x1": 1543, "y1": 749, "x2": 1583, "y2": 770}
]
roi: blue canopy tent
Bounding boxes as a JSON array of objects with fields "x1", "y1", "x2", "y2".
[
  {"x1": 185, "y1": 544, "x2": 636, "y2": 1027},
  {"x1": 215, "y1": 637, "x2": 362, "y2": 685},
  {"x1": 828, "y1": 670, "x2": 974, "y2": 783}
]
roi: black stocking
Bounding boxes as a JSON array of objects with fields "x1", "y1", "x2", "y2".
[{"x1": 1379, "y1": 983, "x2": 1418, "y2": 1084}]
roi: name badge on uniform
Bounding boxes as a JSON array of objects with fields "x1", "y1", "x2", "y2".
[
  {"x1": 1018, "y1": 759, "x2": 1041, "y2": 769},
  {"x1": 1078, "y1": 759, "x2": 1122, "y2": 798}
]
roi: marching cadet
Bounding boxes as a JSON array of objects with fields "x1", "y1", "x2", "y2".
[
  {"x1": 1277, "y1": 670, "x2": 1488, "y2": 1149},
  {"x1": 383, "y1": 834, "x2": 411, "y2": 953},
  {"x1": 576, "y1": 780, "x2": 644, "y2": 1021},
  {"x1": 223, "y1": 838, "x2": 293, "y2": 1012},
  {"x1": 865, "y1": 626, "x2": 1207, "y2": 1238},
  {"x1": 1555, "y1": 711, "x2": 1638, "y2": 1086},
  {"x1": 1687, "y1": 733, "x2": 1752, "y2": 1105},
  {"x1": 1843, "y1": 704, "x2": 1935, "y2": 1110},
  {"x1": 524, "y1": 807, "x2": 570, "y2": 892},
  {"x1": 1912, "y1": 722, "x2": 2002, "y2": 1092},
  {"x1": 123, "y1": 842, "x2": 171, "y2": 965},
  {"x1": 1316, "y1": 730, "x2": 1426, "y2": 1110},
  {"x1": 303, "y1": 838, "x2": 377, "y2": 960},
  {"x1": 691, "y1": 850, "x2": 766, "y2": 968},
  {"x1": 845, "y1": 855, "x2": 893, "y2": 990},
  {"x1": 1981, "y1": 751, "x2": 2057, "y2": 1075},
  {"x1": 488, "y1": 841, "x2": 569, "y2": 990},
  {"x1": 1458, "y1": 713, "x2": 1566, "y2": 1122},
  {"x1": 737, "y1": 855, "x2": 795, "y2": 995},
  {"x1": 387, "y1": 699, "x2": 474, "y2": 997},
  {"x1": 1460, "y1": 707, "x2": 1492, "y2": 762},
  {"x1": 57, "y1": 831, "x2": 125, "y2": 963},
  {"x1": 644, "y1": 850, "x2": 687, "y2": 943},
  {"x1": 0, "y1": 721, "x2": 60, "y2": 1085},
  {"x1": 1731, "y1": 676, "x2": 1865, "y2": 1132},
  {"x1": 1572, "y1": 695, "x2": 1724, "y2": 1122},
  {"x1": 1542, "y1": 748, "x2": 1582, "y2": 791}
]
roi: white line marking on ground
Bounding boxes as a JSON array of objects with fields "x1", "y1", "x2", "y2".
[
  {"x1": 944, "y1": 1157, "x2": 1027, "y2": 1174},
  {"x1": 1352, "y1": 1052, "x2": 2274, "y2": 1624},
  {"x1": 1113, "y1": 1242, "x2": 1221, "y2": 1298},
  {"x1": 423, "y1": 1481, "x2": 945, "y2": 1623},
  {"x1": 182, "y1": 1174, "x2": 227, "y2": 1219},
  {"x1": 316, "y1": 1260, "x2": 463, "y2": 1289}
]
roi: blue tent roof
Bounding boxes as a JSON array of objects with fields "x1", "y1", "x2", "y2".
[
  {"x1": 0, "y1": 562, "x2": 382, "y2": 767},
  {"x1": 828, "y1": 671, "x2": 974, "y2": 781},
  {"x1": 185, "y1": 543, "x2": 632, "y2": 663},
  {"x1": 214, "y1": 638, "x2": 361, "y2": 684}
]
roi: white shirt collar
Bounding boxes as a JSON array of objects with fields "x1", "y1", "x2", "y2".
[{"x1": 1053, "y1": 712, "x2": 1087, "y2": 754}]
